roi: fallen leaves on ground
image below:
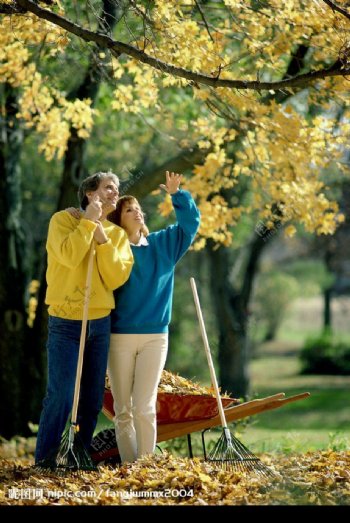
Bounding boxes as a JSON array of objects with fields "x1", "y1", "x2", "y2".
[{"x1": 1, "y1": 450, "x2": 349, "y2": 506}]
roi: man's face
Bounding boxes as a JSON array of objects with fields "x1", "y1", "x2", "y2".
[{"x1": 87, "y1": 178, "x2": 119, "y2": 211}]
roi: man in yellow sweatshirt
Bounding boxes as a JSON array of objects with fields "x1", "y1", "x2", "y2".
[{"x1": 35, "y1": 171, "x2": 133, "y2": 465}]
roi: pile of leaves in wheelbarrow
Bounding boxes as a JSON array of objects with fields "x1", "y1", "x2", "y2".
[
  {"x1": 158, "y1": 370, "x2": 232, "y2": 397},
  {"x1": 0, "y1": 447, "x2": 349, "y2": 505},
  {"x1": 105, "y1": 369, "x2": 232, "y2": 398}
]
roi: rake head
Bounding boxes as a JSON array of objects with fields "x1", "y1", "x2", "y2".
[
  {"x1": 206, "y1": 428, "x2": 274, "y2": 477},
  {"x1": 35, "y1": 425, "x2": 98, "y2": 475}
]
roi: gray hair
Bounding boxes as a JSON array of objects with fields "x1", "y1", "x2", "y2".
[{"x1": 78, "y1": 171, "x2": 120, "y2": 210}]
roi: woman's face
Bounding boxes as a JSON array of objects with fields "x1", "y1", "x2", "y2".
[{"x1": 120, "y1": 201, "x2": 145, "y2": 233}]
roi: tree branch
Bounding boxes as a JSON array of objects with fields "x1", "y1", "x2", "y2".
[
  {"x1": 11, "y1": 0, "x2": 350, "y2": 91},
  {"x1": 0, "y1": 0, "x2": 53, "y2": 13},
  {"x1": 323, "y1": 0, "x2": 350, "y2": 21},
  {"x1": 0, "y1": 2, "x2": 26, "y2": 13},
  {"x1": 119, "y1": 145, "x2": 206, "y2": 199}
]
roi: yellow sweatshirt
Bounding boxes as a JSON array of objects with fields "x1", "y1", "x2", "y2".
[{"x1": 45, "y1": 211, "x2": 134, "y2": 320}]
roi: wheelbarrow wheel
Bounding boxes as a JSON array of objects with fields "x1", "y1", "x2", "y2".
[{"x1": 90, "y1": 428, "x2": 121, "y2": 465}]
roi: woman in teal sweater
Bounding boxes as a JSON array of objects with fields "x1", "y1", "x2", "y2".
[{"x1": 107, "y1": 171, "x2": 200, "y2": 463}]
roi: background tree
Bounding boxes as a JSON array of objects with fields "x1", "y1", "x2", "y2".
[{"x1": 1, "y1": 0, "x2": 350, "y2": 433}]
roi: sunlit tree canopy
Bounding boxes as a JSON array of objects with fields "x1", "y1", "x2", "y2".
[{"x1": 1, "y1": 0, "x2": 350, "y2": 246}]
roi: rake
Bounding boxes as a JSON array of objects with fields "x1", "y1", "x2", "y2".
[
  {"x1": 190, "y1": 277, "x2": 273, "y2": 476},
  {"x1": 36, "y1": 242, "x2": 97, "y2": 474}
]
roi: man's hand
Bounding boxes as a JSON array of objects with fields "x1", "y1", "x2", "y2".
[
  {"x1": 85, "y1": 195, "x2": 103, "y2": 222},
  {"x1": 93, "y1": 221, "x2": 108, "y2": 244},
  {"x1": 159, "y1": 171, "x2": 182, "y2": 195},
  {"x1": 65, "y1": 204, "x2": 106, "y2": 243}
]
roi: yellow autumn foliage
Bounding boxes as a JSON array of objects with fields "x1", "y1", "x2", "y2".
[
  {"x1": 0, "y1": 3, "x2": 95, "y2": 160},
  {"x1": 1, "y1": 0, "x2": 349, "y2": 244}
]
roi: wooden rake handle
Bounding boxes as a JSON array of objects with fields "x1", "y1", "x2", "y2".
[
  {"x1": 190, "y1": 277, "x2": 229, "y2": 429},
  {"x1": 71, "y1": 241, "x2": 95, "y2": 425}
]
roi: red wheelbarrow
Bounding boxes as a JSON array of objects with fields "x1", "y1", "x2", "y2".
[{"x1": 91, "y1": 388, "x2": 310, "y2": 463}]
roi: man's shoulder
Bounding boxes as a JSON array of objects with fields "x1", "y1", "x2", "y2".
[
  {"x1": 50, "y1": 210, "x2": 72, "y2": 223},
  {"x1": 49, "y1": 211, "x2": 83, "y2": 231}
]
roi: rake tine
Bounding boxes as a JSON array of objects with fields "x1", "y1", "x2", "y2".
[
  {"x1": 207, "y1": 434, "x2": 274, "y2": 477},
  {"x1": 35, "y1": 426, "x2": 98, "y2": 475},
  {"x1": 206, "y1": 427, "x2": 274, "y2": 476}
]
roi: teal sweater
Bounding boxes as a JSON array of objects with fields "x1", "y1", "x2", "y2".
[{"x1": 110, "y1": 190, "x2": 200, "y2": 334}]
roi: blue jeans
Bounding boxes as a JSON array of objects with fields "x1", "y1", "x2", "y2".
[{"x1": 35, "y1": 315, "x2": 111, "y2": 463}]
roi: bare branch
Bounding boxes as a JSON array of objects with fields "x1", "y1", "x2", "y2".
[
  {"x1": 194, "y1": 0, "x2": 214, "y2": 42},
  {"x1": 129, "y1": 0, "x2": 153, "y2": 26},
  {"x1": 13, "y1": 0, "x2": 350, "y2": 91},
  {"x1": 323, "y1": 0, "x2": 350, "y2": 21}
]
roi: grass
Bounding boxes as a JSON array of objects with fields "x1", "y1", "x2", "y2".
[
  {"x1": 157, "y1": 427, "x2": 350, "y2": 458},
  {"x1": 244, "y1": 296, "x2": 350, "y2": 452},
  {"x1": 250, "y1": 350, "x2": 350, "y2": 430},
  {"x1": 241, "y1": 428, "x2": 350, "y2": 453}
]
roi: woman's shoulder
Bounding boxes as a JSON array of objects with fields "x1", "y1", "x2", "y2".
[
  {"x1": 147, "y1": 227, "x2": 175, "y2": 240},
  {"x1": 146, "y1": 225, "x2": 180, "y2": 247},
  {"x1": 140, "y1": 231, "x2": 159, "y2": 245}
]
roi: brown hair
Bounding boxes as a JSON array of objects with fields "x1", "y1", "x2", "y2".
[
  {"x1": 78, "y1": 171, "x2": 119, "y2": 210},
  {"x1": 108, "y1": 195, "x2": 149, "y2": 236}
]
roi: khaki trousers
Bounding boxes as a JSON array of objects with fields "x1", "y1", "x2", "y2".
[{"x1": 108, "y1": 333, "x2": 168, "y2": 463}]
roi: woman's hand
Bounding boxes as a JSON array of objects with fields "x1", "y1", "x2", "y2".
[
  {"x1": 159, "y1": 171, "x2": 182, "y2": 195},
  {"x1": 66, "y1": 207, "x2": 81, "y2": 219}
]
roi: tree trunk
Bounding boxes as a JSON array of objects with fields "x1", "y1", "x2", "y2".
[
  {"x1": 0, "y1": 84, "x2": 32, "y2": 437},
  {"x1": 206, "y1": 245, "x2": 249, "y2": 397},
  {"x1": 264, "y1": 328, "x2": 277, "y2": 342},
  {"x1": 323, "y1": 247, "x2": 333, "y2": 333},
  {"x1": 206, "y1": 230, "x2": 269, "y2": 397},
  {"x1": 323, "y1": 288, "x2": 332, "y2": 331},
  {"x1": 30, "y1": 0, "x2": 125, "y2": 417}
]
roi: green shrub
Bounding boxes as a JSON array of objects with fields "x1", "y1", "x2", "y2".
[{"x1": 300, "y1": 332, "x2": 350, "y2": 375}]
